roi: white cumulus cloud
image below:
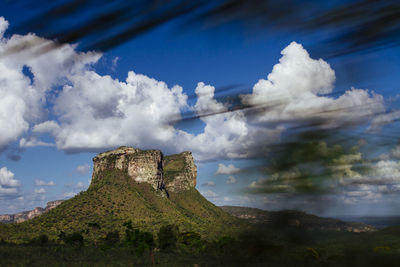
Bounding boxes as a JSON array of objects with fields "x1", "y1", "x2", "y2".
[
  {"x1": 0, "y1": 167, "x2": 20, "y2": 197},
  {"x1": 0, "y1": 16, "x2": 100, "y2": 150},
  {"x1": 216, "y1": 163, "x2": 240, "y2": 175},
  {"x1": 0, "y1": 167, "x2": 20, "y2": 187},
  {"x1": 0, "y1": 18, "x2": 388, "y2": 164},
  {"x1": 38, "y1": 70, "x2": 188, "y2": 153},
  {"x1": 242, "y1": 41, "x2": 335, "y2": 107},
  {"x1": 241, "y1": 42, "x2": 384, "y2": 127}
]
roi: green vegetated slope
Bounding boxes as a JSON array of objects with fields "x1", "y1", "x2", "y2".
[
  {"x1": 0, "y1": 168, "x2": 240, "y2": 243},
  {"x1": 163, "y1": 153, "x2": 189, "y2": 182}
]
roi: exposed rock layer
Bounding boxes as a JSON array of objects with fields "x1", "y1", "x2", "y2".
[
  {"x1": 164, "y1": 152, "x2": 197, "y2": 192},
  {"x1": 92, "y1": 146, "x2": 197, "y2": 193},
  {"x1": 0, "y1": 200, "x2": 64, "y2": 224}
]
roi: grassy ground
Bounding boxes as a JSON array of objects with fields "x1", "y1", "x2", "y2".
[{"x1": 2, "y1": 224, "x2": 400, "y2": 266}]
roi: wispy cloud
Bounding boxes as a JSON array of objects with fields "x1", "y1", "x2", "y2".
[
  {"x1": 76, "y1": 164, "x2": 91, "y2": 175},
  {"x1": 35, "y1": 179, "x2": 56, "y2": 186},
  {"x1": 201, "y1": 190, "x2": 218, "y2": 199},
  {"x1": 201, "y1": 181, "x2": 215, "y2": 187},
  {"x1": 34, "y1": 188, "x2": 46, "y2": 194},
  {"x1": 226, "y1": 176, "x2": 237, "y2": 184},
  {"x1": 111, "y1": 56, "x2": 119, "y2": 71},
  {"x1": 63, "y1": 192, "x2": 77, "y2": 198}
]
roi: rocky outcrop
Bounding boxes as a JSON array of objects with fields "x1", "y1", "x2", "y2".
[
  {"x1": 46, "y1": 200, "x2": 64, "y2": 211},
  {"x1": 164, "y1": 152, "x2": 197, "y2": 192},
  {"x1": 92, "y1": 146, "x2": 197, "y2": 193},
  {"x1": 92, "y1": 146, "x2": 164, "y2": 190},
  {"x1": 0, "y1": 200, "x2": 64, "y2": 224},
  {"x1": 0, "y1": 214, "x2": 13, "y2": 224}
]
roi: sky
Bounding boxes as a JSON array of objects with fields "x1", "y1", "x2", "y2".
[{"x1": 0, "y1": 2, "x2": 400, "y2": 216}]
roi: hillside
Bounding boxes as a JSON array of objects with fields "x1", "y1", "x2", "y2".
[
  {"x1": 221, "y1": 206, "x2": 376, "y2": 232},
  {"x1": 0, "y1": 147, "x2": 241, "y2": 243}
]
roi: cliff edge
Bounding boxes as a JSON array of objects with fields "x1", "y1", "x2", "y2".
[{"x1": 91, "y1": 146, "x2": 197, "y2": 194}]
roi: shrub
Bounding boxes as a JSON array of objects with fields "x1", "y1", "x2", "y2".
[
  {"x1": 61, "y1": 232, "x2": 84, "y2": 247},
  {"x1": 37, "y1": 234, "x2": 49, "y2": 245},
  {"x1": 179, "y1": 232, "x2": 204, "y2": 253},
  {"x1": 29, "y1": 234, "x2": 49, "y2": 246},
  {"x1": 305, "y1": 247, "x2": 320, "y2": 260},
  {"x1": 104, "y1": 230, "x2": 120, "y2": 246},
  {"x1": 123, "y1": 220, "x2": 155, "y2": 256}
]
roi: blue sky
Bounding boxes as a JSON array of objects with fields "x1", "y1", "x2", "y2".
[{"x1": 1, "y1": 3, "x2": 400, "y2": 216}]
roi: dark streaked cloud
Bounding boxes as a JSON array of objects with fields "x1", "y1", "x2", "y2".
[
  {"x1": 5, "y1": 0, "x2": 400, "y2": 58},
  {"x1": 0, "y1": 20, "x2": 390, "y2": 163}
]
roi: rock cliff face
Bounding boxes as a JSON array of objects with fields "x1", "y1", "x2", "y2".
[
  {"x1": 164, "y1": 152, "x2": 197, "y2": 192},
  {"x1": 46, "y1": 200, "x2": 64, "y2": 210},
  {"x1": 92, "y1": 146, "x2": 197, "y2": 194},
  {"x1": 0, "y1": 215, "x2": 13, "y2": 224},
  {"x1": 92, "y1": 146, "x2": 164, "y2": 190},
  {"x1": 0, "y1": 200, "x2": 64, "y2": 224}
]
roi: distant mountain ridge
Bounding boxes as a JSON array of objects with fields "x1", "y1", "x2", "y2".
[
  {"x1": 220, "y1": 206, "x2": 376, "y2": 232},
  {"x1": 1, "y1": 201, "x2": 378, "y2": 233},
  {"x1": 0, "y1": 200, "x2": 63, "y2": 224},
  {"x1": 335, "y1": 215, "x2": 400, "y2": 229}
]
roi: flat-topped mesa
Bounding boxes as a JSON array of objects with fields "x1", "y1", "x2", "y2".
[{"x1": 91, "y1": 146, "x2": 197, "y2": 193}]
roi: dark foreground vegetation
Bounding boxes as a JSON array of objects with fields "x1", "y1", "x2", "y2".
[{"x1": 2, "y1": 222, "x2": 400, "y2": 267}]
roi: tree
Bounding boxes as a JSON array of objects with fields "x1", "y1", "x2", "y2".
[
  {"x1": 84, "y1": 222, "x2": 101, "y2": 246},
  {"x1": 37, "y1": 234, "x2": 49, "y2": 246},
  {"x1": 104, "y1": 230, "x2": 120, "y2": 247},
  {"x1": 180, "y1": 231, "x2": 204, "y2": 253},
  {"x1": 61, "y1": 232, "x2": 84, "y2": 247},
  {"x1": 123, "y1": 220, "x2": 155, "y2": 259},
  {"x1": 157, "y1": 225, "x2": 178, "y2": 251},
  {"x1": 30, "y1": 234, "x2": 49, "y2": 246}
]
